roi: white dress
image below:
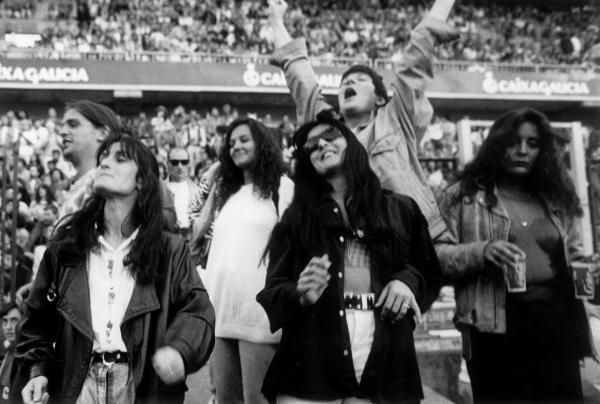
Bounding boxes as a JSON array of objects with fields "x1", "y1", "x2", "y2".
[{"x1": 204, "y1": 176, "x2": 294, "y2": 344}]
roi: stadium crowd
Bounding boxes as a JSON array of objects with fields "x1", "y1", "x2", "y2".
[{"x1": 1, "y1": 0, "x2": 598, "y2": 65}]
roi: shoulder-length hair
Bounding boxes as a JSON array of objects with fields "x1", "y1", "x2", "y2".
[
  {"x1": 34, "y1": 184, "x2": 56, "y2": 205},
  {"x1": 458, "y1": 108, "x2": 581, "y2": 217},
  {"x1": 51, "y1": 134, "x2": 164, "y2": 284},
  {"x1": 217, "y1": 117, "x2": 284, "y2": 207},
  {"x1": 284, "y1": 109, "x2": 393, "y2": 251}
]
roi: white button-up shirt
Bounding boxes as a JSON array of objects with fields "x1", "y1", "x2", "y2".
[{"x1": 88, "y1": 229, "x2": 138, "y2": 352}]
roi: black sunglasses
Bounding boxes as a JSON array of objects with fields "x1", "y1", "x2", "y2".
[
  {"x1": 302, "y1": 127, "x2": 343, "y2": 154},
  {"x1": 169, "y1": 159, "x2": 189, "y2": 166}
]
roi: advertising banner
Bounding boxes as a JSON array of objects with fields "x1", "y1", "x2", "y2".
[{"x1": 1, "y1": 57, "x2": 599, "y2": 102}]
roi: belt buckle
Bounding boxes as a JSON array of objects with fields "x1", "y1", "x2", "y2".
[{"x1": 101, "y1": 353, "x2": 115, "y2": 367}]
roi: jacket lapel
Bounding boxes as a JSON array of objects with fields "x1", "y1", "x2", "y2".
[
  {"x1": 122, "y1": 281, "x2": 160, "y2": 324},
  {"x1": 56, "y1": 263, "x2": 94, "y2": 341}
]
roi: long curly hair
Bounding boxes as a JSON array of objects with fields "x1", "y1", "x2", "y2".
[
  {"x1": 282, "y1": 109, "x2": 399, "y2": 253},
  {"x1": 51, "y1": 134, "x2": 164, "y2": 284},
  {"x1": 457, "y1": 108, "x2": 581, "y2": 217},
  {"x1": 217, "y1": 117, "x2": 284, "y2": 207}
]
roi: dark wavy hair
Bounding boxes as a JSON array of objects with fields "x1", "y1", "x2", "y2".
[
  {"x1": 285, "y1": 109, "x2": 397, "y2": 252},
  {"x1": 457, "y1": 108, "x2": 581, "y2": 217},
  {"x1": 51, "y1": 134, "x2": 164, "y2": 284},
  {"x1": 34, "y1": 184, "x2": 56, "y2": 205},
  {"x1": 217, "y1": 117, "x2": 284, "y2": 207}
]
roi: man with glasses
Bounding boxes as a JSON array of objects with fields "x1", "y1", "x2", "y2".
[{"x1": 167, "y1": 147, "x2": 201, "y2": 240}]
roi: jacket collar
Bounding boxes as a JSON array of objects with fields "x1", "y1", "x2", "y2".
[
  {"x1": 57, "y1": 258, "x2": 160, "y2": 342},
  {"x1": 57, "y1": 262, "x2": 94, "y2": 340},
  {"x1": 474, "y1": 187, "x2": 563, "y2": 224},
  {"x1": 474, "y1": 188, "x2": 509, "y2": 220},
  {"x1": 122, "y1": 281, "x2": 160, "y2": 324}
]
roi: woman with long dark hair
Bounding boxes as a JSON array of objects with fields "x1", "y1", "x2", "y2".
[
  {"x1": 16, "y1": 134, "x2": 215, "y2": 404},
  {"x1": 437, "y1": 108, "x2": 593, "y2": 402},
  {"x1": 201, "y1": 117, "x2": 294, "y2": 403},
  {"x1": 256, "y1": 111, "x2": 441, "y2": 403},
  {"x1": 29, "y1": 184, "x2": 58, "y2": 222}
]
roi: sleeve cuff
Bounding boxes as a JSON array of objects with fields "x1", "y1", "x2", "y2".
[
  {"x1": 29, "y1": 363, "x2": 48, "y2": 379},
  {"x1": 415, "y1": 16, "x2": 459, "y2": 44},
  {"x1": 473, "y1": 241, "x2": 489, "y2": 270},
  {"x1": 392, "y1": 269, "x2": 421, "y2": 298},
  {"x1": 269, "y1": 38, "x2": 309, "y2": 70}
]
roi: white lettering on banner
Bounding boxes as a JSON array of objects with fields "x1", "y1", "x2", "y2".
[
  {"x1": 0, "y1": 63, "x2": 89, "y2": 84},
  {"x1": 482, "y1": 71, "x2": 590, "y2": 97},
  {"x1": 243, "y1": 63, "x2": 341, "y2": 89}
]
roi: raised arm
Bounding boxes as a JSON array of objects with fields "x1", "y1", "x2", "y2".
[
  {"x1": 388, "y1": 0, "x2": 458, "y2": 143},
  {"x1": 267, "y1": 0, "x2": 333, "y2": 125},
  {"x1": 268, "y1": 0, "x2": 292, "y2": 49},
  {"x1": 429, "y1": 0, "x2": 456, "y2": 22}
]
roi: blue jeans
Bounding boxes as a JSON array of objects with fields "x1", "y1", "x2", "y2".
[
  {"x1": 75, "y1": 362, "x2": 134, "y2": 404},
  {"x1": 212, "y1": 338, "x2": 276, "y2": 404}
]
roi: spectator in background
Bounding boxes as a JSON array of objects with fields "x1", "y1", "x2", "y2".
[
  {"x1": 0, "y1": 303, "x2": 22, "y2": 404},
  {"x1": 151, "y1": 106, "x2": 175, "y2": 148},
  {"x1": 167, "y1": 147, "x2": 200, "y2": 240}
]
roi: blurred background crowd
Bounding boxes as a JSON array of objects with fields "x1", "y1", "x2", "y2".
[{"x1": 0, "y1": 0, "x2": 599, "y2": 65}]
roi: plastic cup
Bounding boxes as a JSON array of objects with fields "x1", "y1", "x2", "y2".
[
  {"x1": 572, "y1": 262, "x2": 595, "y2": 300},
  {"x1": 505, "y1": 253, "x2": 526, "y2": 293}
]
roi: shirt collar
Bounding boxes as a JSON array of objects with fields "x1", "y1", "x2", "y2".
[{"x1": 98, "y1": 228, "x2": 140, "y2": 253}]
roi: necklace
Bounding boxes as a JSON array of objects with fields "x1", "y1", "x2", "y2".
[{"x1": 499, "y1": 194, "x2": 530, "y2": 228}]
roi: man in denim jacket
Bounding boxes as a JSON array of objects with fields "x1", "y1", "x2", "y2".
[{"x1": 267, "y1": 0, "x2": 457, "y2": 241}]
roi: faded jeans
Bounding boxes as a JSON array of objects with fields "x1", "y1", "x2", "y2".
[
  {"x1": 75, "y1": 362, "x2": 134, "y2": 404},
  {"x1": 211, "y1": 338, "x2": 276, "y2": 404}
]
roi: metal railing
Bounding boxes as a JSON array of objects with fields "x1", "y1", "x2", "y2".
[{"x1": 0, "y1": 48, "x2": 598, "y2": 74}]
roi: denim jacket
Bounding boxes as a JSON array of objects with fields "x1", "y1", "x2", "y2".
[
  {"x1": 270, "y1": 17, "x2": 457, "y2": 239},
  {"x1": 437, "y1": 183, "x2": 593, "y2": 359}
]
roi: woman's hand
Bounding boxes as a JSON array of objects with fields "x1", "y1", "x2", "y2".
[
  {"x1": 297, "y1": 254, "x2": 331, "y2": 306},
  {"x1": 375, "y1": 280, "x2": 422, "y2": 324},
  {"x1": 152, "y1": 346, "x2": 186, "y2": 385},
  {"x1": 483, "y1": 241, "x2": 525, "y2": 269},
  {"x1": 22, "y1": 376, "x2": 49, "y2": 404}
]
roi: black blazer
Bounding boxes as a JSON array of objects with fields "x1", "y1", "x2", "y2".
[{"x1": 257, "y1": 192, "x2": 441, "y2": 403}]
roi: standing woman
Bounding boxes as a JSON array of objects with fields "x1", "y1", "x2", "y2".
[
  {"x1": 437, "y1": 108, "x2": 593, "y2": 403},
  {"x1": 257, "y1": 111, "x2": 441, "y2": 403},
  {"x1": 202, "y1": 118, "x2": 294, "y2": 404},
  {"x1": 16, "y1": 134, "x2": 215, "y2": 404}
]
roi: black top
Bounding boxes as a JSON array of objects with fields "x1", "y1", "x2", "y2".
[{"x1": 256, "y1": 192, "x2": 441, "y2": 403}]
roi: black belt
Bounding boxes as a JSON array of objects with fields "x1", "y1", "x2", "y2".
[
  {"x1": 343, "y1": 292, "x2": 375, "y2": 311},
  {"x1": 92, "y1": 351, "x2": 129, "y2": 365}
]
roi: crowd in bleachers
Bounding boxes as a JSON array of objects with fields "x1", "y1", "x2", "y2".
[
  {"x1": 0, "y1": 0, "x2": 36, "y2": 19},
  {"x1": 2, "y1": 0, "x2": 598, "y2": 65}
]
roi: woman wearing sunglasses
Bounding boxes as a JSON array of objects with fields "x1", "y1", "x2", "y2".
[
  {"x1": 257, "y1": 110, "x2": 441, "y2": 403},
  {"x1": 201, "y1": 118, "x2": 294, "y2": 404}
]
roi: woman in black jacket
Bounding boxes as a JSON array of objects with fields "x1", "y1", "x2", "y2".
[
  {"x1": 16, "y1": 134, "x2": 215, "y2": 404},
  {"x1": 257, "y1": 111, "x2": 441, "y2": 403}
]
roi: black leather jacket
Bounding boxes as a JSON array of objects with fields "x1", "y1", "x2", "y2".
[{"x1": 15, "y1": 232, "x2": 215, "y2": 404}]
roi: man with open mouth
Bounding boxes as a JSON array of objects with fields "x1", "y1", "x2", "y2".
[{"x1": 267, "y1": 0, "x2": 457, "y2": 246}]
